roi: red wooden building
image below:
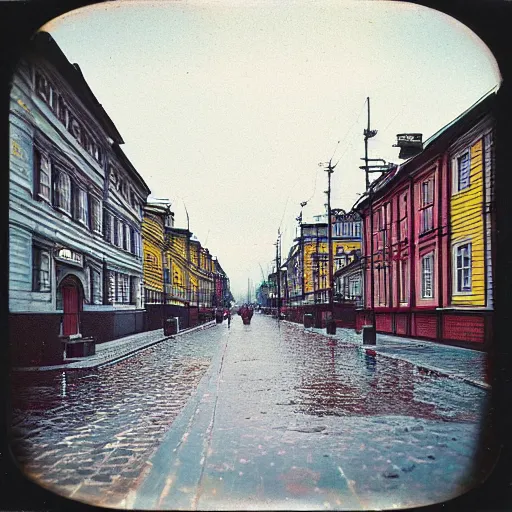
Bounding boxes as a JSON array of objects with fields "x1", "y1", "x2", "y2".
[{"x1": 355, "y1": 88, "x2": 496, "y2": 349}]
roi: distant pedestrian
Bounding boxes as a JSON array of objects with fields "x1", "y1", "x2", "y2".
[{"x1": 227, "y1": 311, "x2": 231, "y2": 328}]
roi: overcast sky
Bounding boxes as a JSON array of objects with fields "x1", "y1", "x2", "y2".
[{"x1": 43, "y1": 0, "x2": 500, "y2": 300}]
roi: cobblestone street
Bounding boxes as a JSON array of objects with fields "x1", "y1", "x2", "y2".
[
  {"x1": 10, "y1": 314, "x2": 494, "y2": 509},
  {"x1": 10, "y1": 326, "x2": 222, "y2": 506}
]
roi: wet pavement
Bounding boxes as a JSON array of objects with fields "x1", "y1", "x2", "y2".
[
  {"x1": 134, "y1": 314, "x2": 492, "y2": 510},
  {"x1": 9, "y1": 313, "x2": 493, "y2": 510},
  {"x1": 306, "y1": 324, "x2": 489, "y2": 388},
  {"x1": 9, "y1": 327, "x2": 222, "y2": 506}
]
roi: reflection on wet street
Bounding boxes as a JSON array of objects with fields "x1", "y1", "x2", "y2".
[{"x1": 10, "y1": 314, "x2": 491, "y2": 509}]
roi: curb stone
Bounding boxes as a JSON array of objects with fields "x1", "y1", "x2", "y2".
[{"x1": 12, "y1": 321, "x2": 217, "y2": 372}]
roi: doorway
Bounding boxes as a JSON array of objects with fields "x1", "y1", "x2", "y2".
[{"x1": 59, "y1": 275, "x2": 82, "y2": 336}]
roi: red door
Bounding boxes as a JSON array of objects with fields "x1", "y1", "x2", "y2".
[{"x1": 62, "y1": 285, "x2": 80, "y2": 336}]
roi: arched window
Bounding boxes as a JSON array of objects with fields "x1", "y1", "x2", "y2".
[{"x1": 54, "y1": 172, "x2": 71, "y2": 214}]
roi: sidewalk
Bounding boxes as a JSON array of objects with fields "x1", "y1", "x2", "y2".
[
  {"x1": 288, "y1": 322, "x2": 490, "y2": 391},
  {"x1": 12, "y1": 321, "x2": 217, "y2": 372}
]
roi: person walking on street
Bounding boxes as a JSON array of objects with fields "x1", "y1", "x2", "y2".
[{"x1": 227, "y1": 310, "x2": 231, "y2": 328}]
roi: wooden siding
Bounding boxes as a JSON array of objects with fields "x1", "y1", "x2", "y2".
[
  {"x1": 303, "y1": 239, "x2": 360, "y2": 296},
  {"x1": 395, "y1": 314, "x2": 408, "y2": 335},
  {"x1": 142, "y1": 215, "x2": 164, "y2": 247},
  {"x1": 484, "y1": 131, "x2": 494, "y2": 309},
  {"x1": 442, "y1": 314, "x2": 485, "y2": 343},
  {"x1": 142, "y1": 242, "x2": 163, "y2": 292},
  {"x1": 450, "y1": 139, "x2": 485, "y2": 306},
  {"x1": 9, "y1": 58, "x2": 147, "y2": 316},
  {"x1": 376, "y1": 313, "x2": 392, "y2": 333},
  {"x1": 413, "y1": 313, "x2": 437, "y2": 339}
]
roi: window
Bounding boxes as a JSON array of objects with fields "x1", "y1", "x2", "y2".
[
  {"x1": 420, "y1": 178, "x2": 434, "y2": 233},
  {"x1": 76, "y1": 188, "x2": 89, "y2": 226},
  {"x1": 34, "y1": 150, "x2": 51, "y2": 201},
  {"x1": 103, "y1": 210, "x2": 111, "y2": 241},
  {"x1": 455, "y1": 242, "x2": 472, "y2": 292},
  {"x1": 125, "y1": 225, "x2": 131, "y2": 252},
  {"x1": 421, "y1": 253, "x2": 434, "y2": 298},
  {"x1": 349, "y1": 277, "x2": 360, "y2": 298},
  {"x1": 457, "y1": 151, "x2": 471, "y2": 191},
  {"x1": 35, "y1": 72, "x2": 50, "y2": 102},
  {"x1": 399, "y1": 258, "x2": 408, "y2": 303},
  {"x1": 399, "y1": 192, "x2": 408, "y2": 241},
  {"x1": 91, "y1": 269, "x2": 102, "y2": 304},
  {"x1": 113, "y1": 217, "x2": 118, "y2": 246},
  {"x1": 130, "y1": 276, "x2": 138, "y2": 305},
  {"x1": 110, "y1": 215, "x2": 116, "y2": 244},
  {"x1": 32, "y1": 246, "x2": 51, "y2": 292},
  {"x1": 134, "y1": 231, "x2": 142, "y2": 257},
  {"x1": 107, "y1": 271, "x2": 116, "y2": 304},
  {"x1": 91, "y1": 197, "x2": 102, "y2": 234},
  {"x1": 117, "y1": 273, "x2": 130, "y2": 303},
  {"x1": 118, "y1": 221, "x2": 124, "y2": 248},
  {"x1": 354, "y1": 222, "x2": 361, "y2": 238},
  {"x1": 54, "y1": 172, "x2": 71, "y2": 213},
  {"x1": 57, "y1": 96, "x2": 67, "y2": 125}
]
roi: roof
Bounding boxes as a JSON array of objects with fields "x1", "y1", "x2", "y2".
[
  {"x1": 422, "y1": 84, "x2": 499, "y2": 148},
  {"x1": 30, "y1": 32, "x2": 152, "y2": 198},
  {"x1": 354, "y1": 85, "x2": 498, "y2": 211},
  {"x1": 112, "y1": 144, "x2": 151, "y2": 196},
  {"x1": 144, "y1": 202, "x2": 172, "y2": 216},
  {"x1": 32, "y1": 32, "x2": 124, "y2": 144},
  {"x1": 333, "y1": 255, "x2": 362, "y2": 279}
]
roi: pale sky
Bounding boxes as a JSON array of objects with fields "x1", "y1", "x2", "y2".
[{"x1": 42, "y1": 0, "x2": 500, "y2": 300}]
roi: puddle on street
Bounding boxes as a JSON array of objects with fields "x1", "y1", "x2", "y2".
[{"x1": 279, "y1": 325, "x2": 487, "y2": 423}]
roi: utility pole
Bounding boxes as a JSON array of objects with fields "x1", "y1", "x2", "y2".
[
  {"x1": 275, "y1": 230, "x2": 282, "y2": 320},
  {"x1": 325, "y1": 160, "x2": 335, "y2": 313},
  {"x1": 362, "y1": 97, "x2": 378, "y2": 345},
  {"x1": 319, "y1": 159, "x2": 337, "y2": 334}
]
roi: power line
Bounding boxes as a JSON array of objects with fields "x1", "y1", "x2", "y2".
[{"x1": 333, "y1": 98, "x2": 368, "y2": 167}]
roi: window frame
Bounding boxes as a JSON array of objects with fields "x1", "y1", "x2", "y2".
[
  {"x1": 91, "y1": 196, "x2": 103, "y2": 235},
  {"x1": 33, "y1": 149, "x2": 52, "y2": 203},
  {"x1": 419, "y1": 176, "x2": 434, "y2": 234},
  {"x1": 398, "y1": 191, "x2": 408, "y2": 241},
  {"x1": 421, "y1": 252, "x2": 435, "y2": 299},
  {"x1": 453, "y1": 241, "x2": 472, "y2": 294},
  {"x1": 53, "y1": 169, "x2": 72, "y2": 215},
  {"x1": 32, "y1": 246, "x2": 51, "y2": 293},
  {"x1": 456, "y1": 150, "x2": 471, "y2": 192},
  {"x1": 91, "y1": 267, "x2": 102, "y2": 305},
  {"x1": 399, "y1": 258, "x2": 408, "y2": 304},
  {"x1": 76, "y1": 187, "x2": 89, "y2": 227}
]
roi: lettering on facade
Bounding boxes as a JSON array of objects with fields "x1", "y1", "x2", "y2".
[
  {"x1": 11, "y1": 139, "x2": 24, "y2": 160},
  {"x1": 55, "y1": 248, "x2": 84, "y2": 267}
]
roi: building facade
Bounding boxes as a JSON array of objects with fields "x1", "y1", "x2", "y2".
[
  {"x1": 9, "y1": 32, "x2": 151, "y2": 365},
  {"x1": 355, "y1": 89, "x2": 495, "y2": 347},
  {"x1": 142, "y1": 200, "x2": 174, "y2": 330},
  {"x1": 297, "y1": 211, "x2": 362, "y2": 305}
]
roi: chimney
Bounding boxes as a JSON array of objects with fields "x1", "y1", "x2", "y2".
[{"x1": 393, "y1": 133, "x2": 423, "y2": 159}]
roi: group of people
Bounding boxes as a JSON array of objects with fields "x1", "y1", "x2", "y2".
[
  {"x1": 215, "y1": 304, "x2": 254, "y2": 328},
  {"x1": 237, "y1": 304, "x2": 254, "y2": 325}
]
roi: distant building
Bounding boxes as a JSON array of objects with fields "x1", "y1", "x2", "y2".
[
  {"x1": 142, "y1": 200, "x2": 173, "y2": 329},
  {"x1": 9, "y1": 32, "x2": 151, "y2": 365},
  {"x1": 282, "y1": 210, "x2": 362, "y2": 306}
]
